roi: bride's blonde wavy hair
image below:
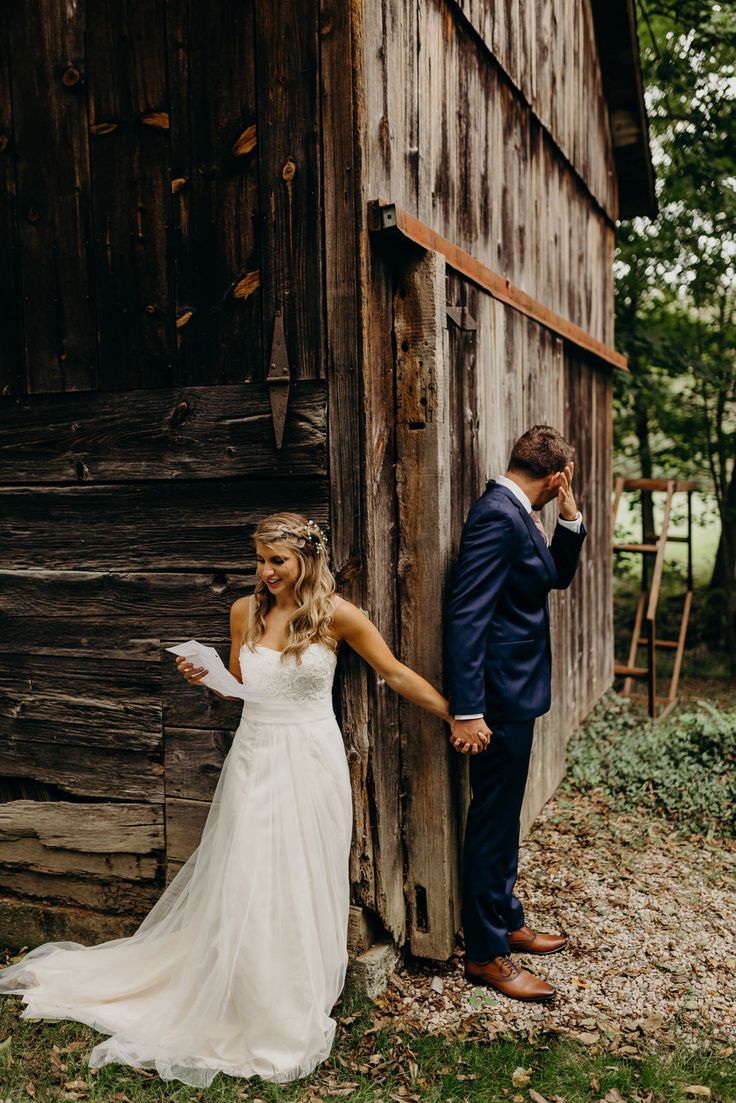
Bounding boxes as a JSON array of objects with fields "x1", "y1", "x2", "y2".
[{"x1": 245, "y1": 512, "x2": 338, "y2": 663}]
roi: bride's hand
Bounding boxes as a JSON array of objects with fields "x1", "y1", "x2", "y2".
[
  {"x1": 176, "y1": 656, "x2": 209, "y2": 687},
  {"x1": 449, "y1": 718, "x2": 491, "y2": 754}
]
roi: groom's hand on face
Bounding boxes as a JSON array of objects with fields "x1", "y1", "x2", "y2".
[
  {"x1": 555, "y1": 460, "x2": 578, "y2": 520},
  {"x1": 449, "y1": 718, "x2": 492, "y2": 755}
]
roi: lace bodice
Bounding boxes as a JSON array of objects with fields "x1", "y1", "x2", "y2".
[{"x1": 238, "y1": 642, "x2": 338, "y2": 705}]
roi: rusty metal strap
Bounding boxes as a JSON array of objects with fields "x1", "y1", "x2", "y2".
[{"x1": 368, "y1": 199, "x2": 628, "y2": 372}]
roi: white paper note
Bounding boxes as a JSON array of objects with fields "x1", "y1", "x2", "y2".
[{"x1": 166, "y1": 639, "x2": 248, "y2": 701}]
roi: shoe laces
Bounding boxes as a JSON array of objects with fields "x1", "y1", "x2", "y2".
[{"x1": 495, "y1": 954, "x2": 521, "y2": 978}]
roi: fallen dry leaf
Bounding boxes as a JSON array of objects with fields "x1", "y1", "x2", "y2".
[
  {"x1": 682, "y1": 1089, "x2": 711, "y2": 1099},
  {"x1": 574, "y1": 1032, "x2": 600, "y2": 1045},
  {"x1": 530, "y1": 1090, "x2": 549, "y2": 1103},
  {"x1": 511, "y1": 1066, "x2": 531, "y2": 1087}
]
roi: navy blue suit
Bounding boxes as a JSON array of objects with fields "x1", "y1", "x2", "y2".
[{"x1": 444, "y1": 479, "x2": 586, "y2": 960}]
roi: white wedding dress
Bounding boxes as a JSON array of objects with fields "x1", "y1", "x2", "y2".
[{"x1": 0, "y1": 634, "x2": 353, "y2": 1087}]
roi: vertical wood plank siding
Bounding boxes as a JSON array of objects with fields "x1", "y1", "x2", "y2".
[
  {"x1": 358, "y1": 0, "x2": 617, "y2": 954},
  {"x1": 0, "y1": 0, "x2": 332, "y2": 945},
  {"x1": 1, "y1": 0, "x2": 624, "y2": 955}
]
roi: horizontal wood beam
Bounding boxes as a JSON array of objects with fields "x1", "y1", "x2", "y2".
[
  {"x1": 368, "y1": 200, "x2": 628, "y2": 372},
  {"x1": 616, "y1": 477, "x2": 699, "y2": 493}
]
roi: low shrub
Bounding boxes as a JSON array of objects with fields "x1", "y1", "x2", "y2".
[{"x1": 566, "y1": 692, "x2": 736, "y2": 837}]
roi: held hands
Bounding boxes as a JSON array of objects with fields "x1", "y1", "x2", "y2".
[
  {"x1": 176, "y1": 655, "x2": 209, "y2": 687},
  {"x1": 555, "y1": 461, "x2": 578, "y2": 521},
  {"x1": 449, "y1": 717, "x2": 492, "y2": 755}
]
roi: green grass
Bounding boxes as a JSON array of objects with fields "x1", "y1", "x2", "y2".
[{"x1": 1, "y1": 988, "x2": 734, "y2": 1102}]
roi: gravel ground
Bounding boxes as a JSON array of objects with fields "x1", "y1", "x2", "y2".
[{"x1": 369, "y1": 789, "x2": 736, "y2": 1054}]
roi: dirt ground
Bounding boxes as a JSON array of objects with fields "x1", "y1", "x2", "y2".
[{"x1": 371, "y1": 786, "x2": 736, "y2": 1056}]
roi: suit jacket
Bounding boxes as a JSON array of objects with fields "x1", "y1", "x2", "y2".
[{"x1": 444, "y1": 479, "x2": 587, "y2": 722}]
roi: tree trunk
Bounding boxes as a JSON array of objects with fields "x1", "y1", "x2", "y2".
[
  {"x1": 709, "y1": 461, "x2": 736, "y2": 593},
  {"x1": 708, "y1": 461, "x2": 736, "y2": 673},
  {"x1": 633, "y1": 389, "x2": 656, "y2": 540}
]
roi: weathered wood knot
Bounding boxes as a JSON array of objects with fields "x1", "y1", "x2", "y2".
[
  {"x1": 169, "y1": 400, "x2": 190, "y2": 427},
  {"x1": 89, "y1": 121, "x2": 118, "y2": 136},
  {"x1": 0, "y1": 134, "x2": 8, "y2": 153},
  {"x1": 62, "y1": 65, "x2": 81, "y2": 88},
  {"x1": 282, "y1": 159, "x2": 297, "y2": 183},
  {"x1": 141, "y1": 111, "x2": 170, "y2": 130},
  {"x1": 176, "y1": 309, "x2": 193, "y2": 329},
  {"x1": 232, "y1": 271, "x2": 260, "y2": 301},
  {"x1": 170, "y1": 177, "x2": 188, "y2": 194},
  {"x1": 319, "y1": 10, "x2": 334, "y2": 35},
  {"x1": 232, "y1": 124, "x2": 256, "y2": 157}
]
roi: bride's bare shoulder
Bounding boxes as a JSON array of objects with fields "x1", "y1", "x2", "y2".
[
  {"x1": 230, "y1": 594, "x2": 252, "y2": 628},
  {"x1": 329, "y1": 595, "x2": 369, "y2": 639}
]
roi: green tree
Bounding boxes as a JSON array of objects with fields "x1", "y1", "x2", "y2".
[{"x1": 615, "y1": 0, "x2": 736, "y2": 662}]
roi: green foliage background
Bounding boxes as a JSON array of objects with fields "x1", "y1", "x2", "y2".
[{"x1": 615, "y1": 1, "x2": 736, "y2": 658}]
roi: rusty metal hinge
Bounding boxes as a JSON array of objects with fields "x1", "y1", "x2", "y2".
[
  {"x1": 446, "y1": 304, "x2": 477, "y2": 331},
  {"x1": 267, "y1": 310, "x2": 290, "y2": 449}
]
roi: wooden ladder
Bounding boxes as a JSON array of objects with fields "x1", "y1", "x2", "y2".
[{"x1": 611, "y1": 477, "x2": 697, "y2": 719}]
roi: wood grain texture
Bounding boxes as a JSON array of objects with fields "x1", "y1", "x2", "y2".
[
  {"x1": 0, "y1": 480, "x2": 328, "y2": 570},
  {"x1": 0, "y1": 898, "x2": 143, "y2": 948},
  {"x1": 451, "y1": 0, "x2": 616, "y2": 217},
  {"x1": 164, "y1": 727, "x2": 232, "y2": 800},
  {"x1": 165, "y1": 795, "x2": 211, "y2": 862},
  {"x1": 0, "y1": 800, "x2": 163, "y2": 878},
  {"x1": 0, "y1": 569, "x2": 251, "y2": 655},
  {"x1": 320, "y1": 0, "x2": 406, "y2": 941},
  {"x1": 361, "y1": 0, "x2": 617, "y2": 346},
  {"x1": 162, "y1": 643, "x2": 243, "y2": 730},
  {"x1": 0, "y1": 382, "x2": 326, "y2": 483},
  {"x1": 0, "y1": 9, "x2": 23, "y2": 396},
  {"x1": 86, "y1": 0, "x2": 172, "y2": 391},
  {"x1": 0, "y1": 652, "x2": 163, "y2": 801},
  {"x1": 255, "y1": 0, "x2": 323, "y2": 381},
  {"x1": 166, "y1": 0, "x2": 262, "y2": 385},
  {"x1": 6, "y1": 0, "x2": 96, "y2": 394},
  {"x1": 394, "y1": 249, "x2": 460, "y2": 959}
]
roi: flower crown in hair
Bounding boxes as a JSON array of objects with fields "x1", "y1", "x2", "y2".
[
  {"x1": 274, "y1": 519, "x2": 328, "y2": 556},
  {"x1": 303, "y1": 519, "x2": 328, "y2": 556}
]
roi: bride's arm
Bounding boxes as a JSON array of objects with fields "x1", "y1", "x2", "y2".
[
  {"x1": 227, "y1": 596, "x2": 249, "y2": 682},
  {"x1": 175, "y1": 597, "x2": 249, "y2": 699},
  {"x1": 331, "y1": 599, "x2": 452, "y2": 724}
]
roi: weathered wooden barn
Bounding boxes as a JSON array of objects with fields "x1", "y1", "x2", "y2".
[{"x1": 0, "y1": 0, "x2": 654, "y2": 965}]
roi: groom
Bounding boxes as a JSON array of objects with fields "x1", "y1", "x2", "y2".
[{"x1": 444, "y1": 425, "x2": 586, "y2": 1002}]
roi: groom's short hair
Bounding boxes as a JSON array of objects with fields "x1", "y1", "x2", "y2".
[{"x1": 507, "y1": 425, "x2": 575, "y2": 479}]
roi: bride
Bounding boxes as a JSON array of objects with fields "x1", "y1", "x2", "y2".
[{"x1": 0, "y1": 511, "x2": 472, "y2": 1088}]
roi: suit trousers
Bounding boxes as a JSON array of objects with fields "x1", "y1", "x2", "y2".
[{"x1": 461, "y1": 717, "x2": 535, "y2": 962}]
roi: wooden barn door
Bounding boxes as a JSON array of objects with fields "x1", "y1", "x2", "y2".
[{"x1": 0, "y1": 0, "x2": 329, "y2": 943}]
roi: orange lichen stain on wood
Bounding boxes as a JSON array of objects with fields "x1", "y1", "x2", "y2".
[
  {"x1": 89, "y1": 121, "x2": 118, "y2": 136},
  {"x1": 232, "y1": 124, "x2": 257, "y2": 157},
  {"x1": 176, "y1": 310, "x2": 194, "y2": 328},
  {"x1": 282, "y1": 159, "x2": 297, "y2": 254},
  {"x1": 141, "y1": 111, "x2": 170, "y2": 129},
  {"x1": 170, "y1": 178, "x2": 188, "y2": 193},
  {"x1": 232, "y1": 271, "x2": 260, "y2": 300}
]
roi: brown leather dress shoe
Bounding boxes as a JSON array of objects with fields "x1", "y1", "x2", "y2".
[
  {"x1": 508, "y1": 924, "x2": 568, "y2": 955},
  {"x1": 464, "y1": 954, "x2": 556, "y2": 1002}
]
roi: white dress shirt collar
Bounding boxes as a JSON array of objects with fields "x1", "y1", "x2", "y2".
[{"x1": 495, "y1": 474, "x2": 532, "y2": 514}]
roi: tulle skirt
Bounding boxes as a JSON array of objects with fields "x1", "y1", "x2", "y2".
[{"x1": 0, "y1": 698, "x2": 354, "y2": 1087}]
